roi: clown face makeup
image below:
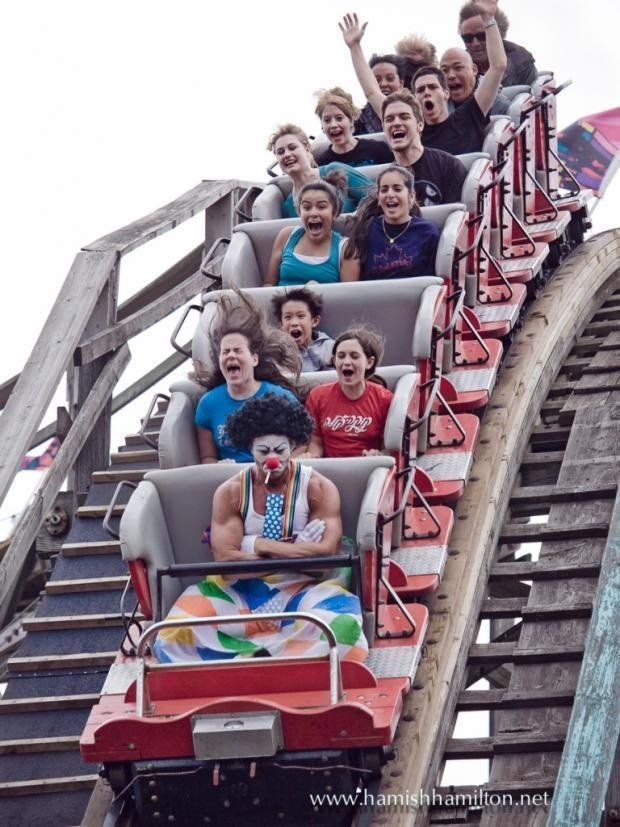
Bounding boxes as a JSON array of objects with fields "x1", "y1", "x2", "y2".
[{"x1": 251, "y1": 434, "x2": 293, "y2": 483}]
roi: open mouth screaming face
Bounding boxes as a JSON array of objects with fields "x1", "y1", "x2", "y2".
[{"x1": 280, "y1": 300, "x2": 319, "y2": 350}]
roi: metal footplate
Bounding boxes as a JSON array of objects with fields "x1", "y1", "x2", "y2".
[
  {"x1": 391, "y1": 545, "x2": 447, "y2": 578},
  {"x1": 501, "y1": 254, "x2": 546, "y2": 272},
  {"x1": 474, "y1": 303, "x2": 521, "y2": 325},
  {"x1": 366, "y1": 644, "x2": 421, "y2": 680},
  {"x1": 527, "y1": 213, "x2": 571, "y2": 235},
  {"x1": 416, "y1": 451, "x2": 473, "y2": 482},
  {"x1": 445, "y1": 367, "x2": 497, "y2": 394}
]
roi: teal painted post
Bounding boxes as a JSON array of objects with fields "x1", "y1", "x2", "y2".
[{"x1": 547, "y1": 486, "x2": 620, "y2": 826}]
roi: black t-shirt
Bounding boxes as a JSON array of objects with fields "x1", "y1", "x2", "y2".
[
  {"x1": 315, "y1": 138, "x2": 393, "y2": 169},
  {"x1": 421, "y1": 97, "x2": 489, "y2": 155},
  {"x1": 410, "y1": 148, "x2": 468, "y2": 206},
  {"x1": 354, "y1": 103, "x2": 383, "y2": 136}
]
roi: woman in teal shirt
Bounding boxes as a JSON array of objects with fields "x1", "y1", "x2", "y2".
[
  {"x1": 264, "y1": 178, "x2": 359, "y2": 286},
  {"x1": 267, "y1": 123, "x2": 373, "y2": 218}
]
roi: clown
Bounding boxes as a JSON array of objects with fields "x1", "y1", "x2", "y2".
[{"x1": 154, "y1": 394, "x2": 368, "y2": 664}]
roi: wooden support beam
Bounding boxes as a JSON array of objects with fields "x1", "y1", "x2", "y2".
[
  {"x1": 547, "y1": 490, "x2": 620, "y2": 827},
  {"x1": 74, "y1": 266, "x2": 206, "y2": 365},
  {"x1": 0, "y1": 345, "x2": 130, "y2": 629},
  {"x1": 456, "y1": 688, "x2": 575, "y2": 711},
  {"x1": 498, "y1": 522, "x2": 609, "y2": 543},
  {"x1": 479, "y1": 599, "x2": 592, "y2": 620},
  {"x1": 468, "y1": 642, "x2": 583, "y2": 664},
  {"x1": 0, "y1": 250, "x2": 117, "y2": 507},
  {"x1": 445, "y1": 732, "x2": 565, "y2": 759},
  {"x1": 0, "y1": 776, "x2": 98, "y2": 797},
  {"x1": 0, "y1": 694, "x2": 99, "y2": 713},
  {"x1": 23, "y1": 613, "x2": 137, "y2": 631},
  {"x1": 0, "y1": 736, "x2": 80, "y2": 755},
  {"x1": 70, "y1": 264, "x2": 120, "y2": 497},
  {"x1": 83, "y1": 178, "x2": 256, "y2": 255},
  {"x1": 61, "y1": 540, "x2": 121, "y2": 557},
  {"x1": 76, "y1": 504, "x2": 125, "y2": 519},
  {"x1": 91, "y1": 469, "x2": 146, "y2": 484},
  {"x1": 510, "y1": 482, "x2": 617, "y2": 506},
  {"x1": 45, "y1": 576, "x2": 128, "y2": 595},
  {"x1": 111, "y1": 448, "x2": 158, "y2": 464},
  {"x1": 490, "y1": 559, "x2": 601, "y2": 580},
  {"x1": 8, "y1": 652, "x2": 117, "y2": 672}
]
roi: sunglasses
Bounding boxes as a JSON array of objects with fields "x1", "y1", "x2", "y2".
[{"x1": 461, "y1": 31, "x2": 487, "y2": 45}]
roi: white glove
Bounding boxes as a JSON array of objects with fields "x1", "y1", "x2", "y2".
[{"x1": 294, "y1": 519, "x2": 326, "y2": 544}]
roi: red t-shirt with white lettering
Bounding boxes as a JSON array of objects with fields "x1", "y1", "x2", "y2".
[{"x1": 305, "y1": 381, "x2": 393, "y2": 458}]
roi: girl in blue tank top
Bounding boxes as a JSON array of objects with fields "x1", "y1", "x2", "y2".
[{"x1": 265, "y1": 177, "x2": 360, "y2": 286}]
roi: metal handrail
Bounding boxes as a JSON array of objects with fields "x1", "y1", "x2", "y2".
[
  {"x1": 102, "y1": 480, "x2": 138, "y2": 539},
  {"x1": 433, "y1": 288, "x2": 466, "y2": 340},
  {"x1": 169, "y1": 304, "x2": 203, "y2": 357},
  {"x1": 138, "y1": 392, "x2": 170, "y2": 449},
  {"x1": 135, "y1": 611, "x2": 344, "y2": 714}
]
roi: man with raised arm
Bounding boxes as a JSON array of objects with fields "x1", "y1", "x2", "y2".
[
  {"x1": 340, "y1": 1, "x2": 507, "y2": 155},
  {"x1": 439, "y1": 47, "x2": 510, "y2": 116}
]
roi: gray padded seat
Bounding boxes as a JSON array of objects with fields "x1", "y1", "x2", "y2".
[
  {"x1": 221, "y1": 204, "x2": 466, "y2": 290},
  {"x1": 193, "y1": 281, "x2": 443, "y2": 380},
  {"x1": 158, "y1": 366, "x2": 417, "y2": 470},
  {"x1": 483, "y1": 117, "x2": 512, "y2": 162},
  {"x1": 120, "y1": 455, "x2": 395, "y2": 618},
  {"x1": 501, "y1": 85, "x2": 531, "y2": 101},
  {"x1": 508, "y1": 92, "x2": 532, "y2": 128}
]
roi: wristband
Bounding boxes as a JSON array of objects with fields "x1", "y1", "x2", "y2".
[
  {"x1": 483, "y1": 17, "x2": 497, "y2": 28},
  {"x1": 241, "y1": 535, "x2": 257, "y2": 554}
]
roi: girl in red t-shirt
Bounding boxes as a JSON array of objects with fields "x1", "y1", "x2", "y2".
[{"x1": 304, "y1": 327, "x2": 393, "y2": 458}]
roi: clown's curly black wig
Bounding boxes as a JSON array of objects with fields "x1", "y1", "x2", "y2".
[{"x1": 226, "y1": 394, "x2": 314, "y2": 451}]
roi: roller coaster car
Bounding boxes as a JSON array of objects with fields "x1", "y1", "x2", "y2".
[{"x1": 80, "y1": 457, "x2": 428, "y2": 826}]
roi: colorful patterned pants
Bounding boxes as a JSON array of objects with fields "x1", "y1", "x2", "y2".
[{"x1": 154, "y1": 570, "x2": 368, "y2": 663}]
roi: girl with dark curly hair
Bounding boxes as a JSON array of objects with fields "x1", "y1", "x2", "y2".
[
  {"x1": 194, "y1": 291, "x2": 301, "y2": 464},
  {"x1": 154, "y1": 394, "x2": 368, "y2": 664}
]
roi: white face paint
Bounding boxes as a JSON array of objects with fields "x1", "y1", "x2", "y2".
[{"x1": 251, "y1": 434, "x2": 292, "y2": 482}]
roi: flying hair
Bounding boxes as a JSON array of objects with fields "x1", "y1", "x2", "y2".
[{"x1": 199, "y1": 288, "x2": 300, "y2": 394}]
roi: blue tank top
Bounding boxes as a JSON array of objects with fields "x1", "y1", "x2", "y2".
[{"x1": 278, "y1": 226, "x2": 342, "y2": 286}]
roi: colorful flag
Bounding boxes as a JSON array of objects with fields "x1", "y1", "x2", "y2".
[
  {"x1": 558, "y1": 107, "x2": 620, "y2": 197},
  {"x1": 19, "y1": 437, "x2": 61, "y2": 471}
]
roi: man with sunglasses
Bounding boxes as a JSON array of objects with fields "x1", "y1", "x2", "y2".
[
  {"x1": 459, "y1": 2, "x2": 537, "y2": 87},
  {"x1": 410, "y1": 0, "x2": 506, "y2": 155}
]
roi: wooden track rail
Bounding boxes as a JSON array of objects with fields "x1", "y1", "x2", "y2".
[{"x1": 360, "y1": 230, "x2": 620, "y2": 827}]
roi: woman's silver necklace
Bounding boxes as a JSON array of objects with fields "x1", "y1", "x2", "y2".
[{"x1": 382, "y1": 216, "x2": 412, "y2": 245}]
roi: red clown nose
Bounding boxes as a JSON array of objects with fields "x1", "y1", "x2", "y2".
[{"x1": 265, "y1": 458, "x2": 280, "y2": 470}]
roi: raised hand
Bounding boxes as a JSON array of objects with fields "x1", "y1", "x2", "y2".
[
  {"x1": 474, "y1": 0, "x2": 498, "y2": 21},
  {"x1": 295, "y1": 519, "x2": 326, "y2": 544},
  {"x1": 338, "y1": 12, "x2": 368, "y2": 48}
]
